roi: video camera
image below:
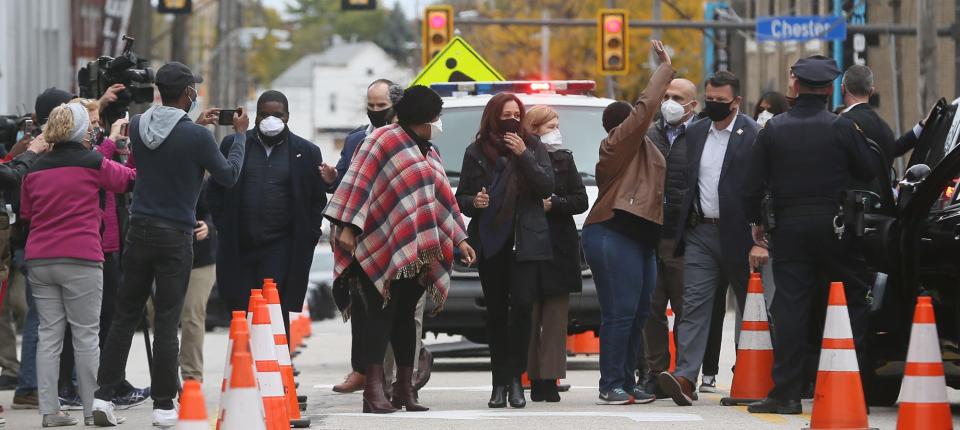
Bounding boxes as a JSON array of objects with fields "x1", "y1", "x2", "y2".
[{"x1": 78, "y1": 35, "x2": 155, "y2": 122}]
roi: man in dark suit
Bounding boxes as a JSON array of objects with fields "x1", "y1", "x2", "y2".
[
  {"x1": 658, "y1": 71, "x2": 760, "y2": 406},
  {"x1": 208, "y1": 90, "x2": 327, "y2": 336},
  {"x1": 321, "y1": 79, "x2": 404, "y2": 190},
  {"x1": 840, "y1": 65, "x2": 896, "y2": 165}
]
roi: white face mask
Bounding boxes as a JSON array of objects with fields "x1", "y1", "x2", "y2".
[
  {"x1": 540, "y1": 129, "x2": 563, "y2": 152},
  {"x1": 429, "y1": 119, "x2": 443, "y2": 140},
  {"x1": 258, "y1": 116, "x2": 285, "y2": 137},
  {"x1": 660, "y1": 99, "x2": 689, "y2": 125},
  {"x1": 757, "y1": 110, "x2": 774, "y2": 127}
]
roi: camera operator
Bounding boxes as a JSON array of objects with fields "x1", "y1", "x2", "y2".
[{"x1": 92, "y1": 62, "x2": 246, "y2": 427}]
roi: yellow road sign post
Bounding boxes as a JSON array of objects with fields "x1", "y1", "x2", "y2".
[{"x1": 412, "y1": 36, "x2": 504, "y2": 87}]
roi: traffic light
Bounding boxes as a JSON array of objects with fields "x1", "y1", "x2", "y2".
[
  {"x1": 597, "y1": 9, "x2": 628, "y2": 75},
  {"x1": 157, "y1": 0, "x2": 192, "y2": 14},
  {"x1": 423, "y1": 5, "x2": 454, "y2": 66},
  {"x1": 341, "y1": 0, "x2": 377, "y2": 11}
]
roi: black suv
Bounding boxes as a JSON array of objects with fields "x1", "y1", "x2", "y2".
[{"x1": 859, "y1": 97, "x2": 960, "y2": 405}]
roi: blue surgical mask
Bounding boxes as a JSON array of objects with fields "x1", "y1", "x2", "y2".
[{"x1": 187, "y1": 86, "x2": 198, "y2": 114}]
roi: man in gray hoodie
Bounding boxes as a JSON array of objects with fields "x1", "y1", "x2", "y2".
[{"x1": 93, "y1": 62, "x2": 247, "y2": 427}]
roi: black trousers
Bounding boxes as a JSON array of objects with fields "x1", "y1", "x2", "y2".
[
  {"x1": 479, "y1": 246, "x2": 534, "y2": 386},
  {"x1": 768, "y1": 214, "x2": 870, "y2": 401},
  {"x1": 224, "y1": 237, "x2": 293, "y2": 336},
  {"x1": 350, "y1": 277, "x2": 424, "y2": 368},
  {"x1": 96, "y1": 221, "x2": 193, "y2": 410},
  {"x1": 350, "y1": 314, "x2": 363, "y2": 373}
]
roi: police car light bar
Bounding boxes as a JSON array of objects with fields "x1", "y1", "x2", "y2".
[{"x1": 431, "y1": 80, "x2": 596, "y2": 97}]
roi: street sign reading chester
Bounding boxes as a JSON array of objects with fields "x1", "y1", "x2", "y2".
[{"x1": 756, "y1": 15, "x2": 847, "y2": 42}]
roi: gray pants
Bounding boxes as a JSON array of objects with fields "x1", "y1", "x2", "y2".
[
  {"x1": 29, "y1": 261, "x2": 102, "y2": 417},
  {"x1": 674, "y1": 225, "x2": 748, "y2": 382},
  {"x1": 384, "y1": 293, "x2": 425, "y2": 384}
]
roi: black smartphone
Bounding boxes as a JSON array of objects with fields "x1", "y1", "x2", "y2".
[{"x1": 217, "y1": 109, "x2": 237, "y2": 126}]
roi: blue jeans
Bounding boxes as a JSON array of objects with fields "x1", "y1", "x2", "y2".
[
  {"x1": 15, "y1": 252, "x2": 38, "y2": 395},
  {"x1": 582, "y1": 223, "x2": 657, "y2": 394}
]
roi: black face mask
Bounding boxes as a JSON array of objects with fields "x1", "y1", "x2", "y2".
[
  {"x1": 703, "y1": 100, "x2": 734, "y2": 122},
  {"x1": 367, "y1": 108, "x2": 392, "y2": 128},
  {"x1": 498, "y1": 117, "x2": 521, "y2": 134}
]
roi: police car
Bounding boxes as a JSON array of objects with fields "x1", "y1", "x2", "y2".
[
  {"x1": 859, "y1": 96, "x2": 960, "y2": 405},
  {"x1": 423, "y1": 80, "x2": 612, "y2": 344}
]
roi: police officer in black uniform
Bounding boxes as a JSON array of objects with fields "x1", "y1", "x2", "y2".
[{"x1": 742, "y1": 55, "x2": 879, "y2": 415}]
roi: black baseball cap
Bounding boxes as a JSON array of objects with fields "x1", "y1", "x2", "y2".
[
  {"x1": 155, "y1": 61, "x2": 203, "y2": 89},
  {"x1": 34, "y1": 87, "x2": 76, "y2": 125},
  {"x1": 791, "y1": 55, "x2": 841, "y2": 88}
]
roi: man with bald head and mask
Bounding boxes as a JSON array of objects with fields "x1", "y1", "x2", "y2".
[{"x1": 639, "y1": 78, "x2": 698, "y2": 396}]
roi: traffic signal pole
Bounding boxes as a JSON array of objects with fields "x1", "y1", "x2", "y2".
[{"x1": 455, "y1": 17, "x2": 952, "y2": 36}]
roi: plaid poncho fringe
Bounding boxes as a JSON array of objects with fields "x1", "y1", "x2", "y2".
[{"x1": 324, "y1": 125, "x2": 468, "y2": 318}]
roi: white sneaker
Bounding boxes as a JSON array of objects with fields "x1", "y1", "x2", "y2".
[
  {"x1": 92, "y1": 399, "x2": 119, "y2": 427},
  {"x1": 151, "y1": 408, "x2": 178, "y2": 428}
]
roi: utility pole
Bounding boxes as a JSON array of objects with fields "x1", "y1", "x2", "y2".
[
  {"x1": 541, "y1": 10, "x2": 550, "y2": 79},
  {"x1": 128, "y1": 0, "x2": 154, "y2": 115},
  {"x1": 171, "y1": 14, "x2": 190, "y2": 63},
  {"x1": 918, "y1": 0, "x2": 939, "y2": 117},
  {"x1": 649, "y1": 0, "x2": 661, "y2": 71},
  {"x1": 212, "y1": 0, "x2": 243, "y2": 139}
]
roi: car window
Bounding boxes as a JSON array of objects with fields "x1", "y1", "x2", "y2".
[{"x1": 432, "y1": 105, "x2": 608, "y2": 186}]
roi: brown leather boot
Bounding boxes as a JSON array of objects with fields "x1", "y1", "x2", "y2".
[
  {"x1": 362, "y1": 366, "x2": 396, "y2": 414},
  {"x1": 390, "y1": 366, "x2": 428, "y2": 412},
  {"x1": 413, "y1": 347, "x2": 433, "y2": 391},
  {"x1": 333, "y1": 371, "x2": 365, "y2": 394}
]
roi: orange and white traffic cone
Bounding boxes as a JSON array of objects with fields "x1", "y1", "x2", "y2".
[
  {"x1": 221, "y1": 332, "x2": 267, "y2": 430},
  {"x1": 805, "y1": 282, "x2": 877, "y2": 430},
  {"x1": 667, "y1": 303, "x2": 677, "y2": 372},
  {"x1": 175, "y1": 380, "x2": 207, "y2": 430},
  {"x1": 262, "y1": 281, "x2": 310, "y2": 428},
  {"x1": 251, "y1": 298, "x2": 290, "y2": 430},
  {"x1": 721, "y1": 273, "x2": 774, "y2": 406},
  {"x1": 896, "y1": 296, "x2": 952, "y2": 430},
  {"x1": 247, "y1": 289, "x2": 264, "y2": 331},
  {"x1": 216, "y1": 311, "x2": 249, "y2": 430},
  {"x1": 300, "y1": 301, "x2": 313, "y2": 339}
]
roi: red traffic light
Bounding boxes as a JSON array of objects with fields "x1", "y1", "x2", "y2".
[
  {"x1": 429, "y1": 13, "x2": 447, "y2": 30},
  {"x1": 605, "y1": 18, "x2": 622, "y2": 33}
]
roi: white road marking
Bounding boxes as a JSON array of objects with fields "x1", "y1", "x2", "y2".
[
  {"x1": 327, "y1": 410, "x2": 703, "y2": 422},
  {"x1": 314, "y1": 384, "x2": 602, "y2": 392}
]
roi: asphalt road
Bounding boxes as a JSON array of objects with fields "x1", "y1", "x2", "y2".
[{"x1": 3, "y1": 313, "x2": 960, "y2": 429}]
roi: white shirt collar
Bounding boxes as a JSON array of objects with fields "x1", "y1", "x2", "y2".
[
  {"x1": 842, "y1": 102, "x2": 866, "y2": 113},
  {"x1": 365, "y1": 123, "x2": 376, "y2": 135},
  {"x1": 711, "y1": 111, "x2": 738, "y2": 135}
]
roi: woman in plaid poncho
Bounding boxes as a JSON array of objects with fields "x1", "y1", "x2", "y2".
[{"x1": 325, "y1": 86, "x2": 477, "y2": 414}]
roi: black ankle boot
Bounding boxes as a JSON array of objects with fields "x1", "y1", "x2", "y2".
[
  {"x1": 488, "y1": 385, "x2": 508, "y2": 408},
  {"x1": 542, "y1": 380, "x2": 560, "y2": 402},
  {"x1": 530, "y1": 380, "x2": 545, "y2": 402},
  {"x1": 508, "y1": 377, "x2": 526, "y2": 408}
]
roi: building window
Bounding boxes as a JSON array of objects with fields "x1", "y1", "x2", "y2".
[
  {"x1": 330, "y1": 93, "x2": 337, "y2": 113},
  {"x1": 367, "y1": 68, "x2": 374, "y2": 76}
]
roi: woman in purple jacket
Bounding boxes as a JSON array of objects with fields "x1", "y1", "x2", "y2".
[{"x1": 20, "y1": 102, "x2": 135, "y2": 427}]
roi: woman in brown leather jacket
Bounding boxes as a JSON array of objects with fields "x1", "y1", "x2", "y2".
[{"x1": 581, "y1": 40, "x2": 675, "y2": 405}]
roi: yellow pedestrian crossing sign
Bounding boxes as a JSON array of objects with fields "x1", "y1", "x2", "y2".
[{"x1": 412, "y1": 37, "x2": 504, "y2": 87}]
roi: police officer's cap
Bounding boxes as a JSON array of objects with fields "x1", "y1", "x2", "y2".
[{"x1": 790, "y1": 55, "x2": 841, "y2": 88}]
